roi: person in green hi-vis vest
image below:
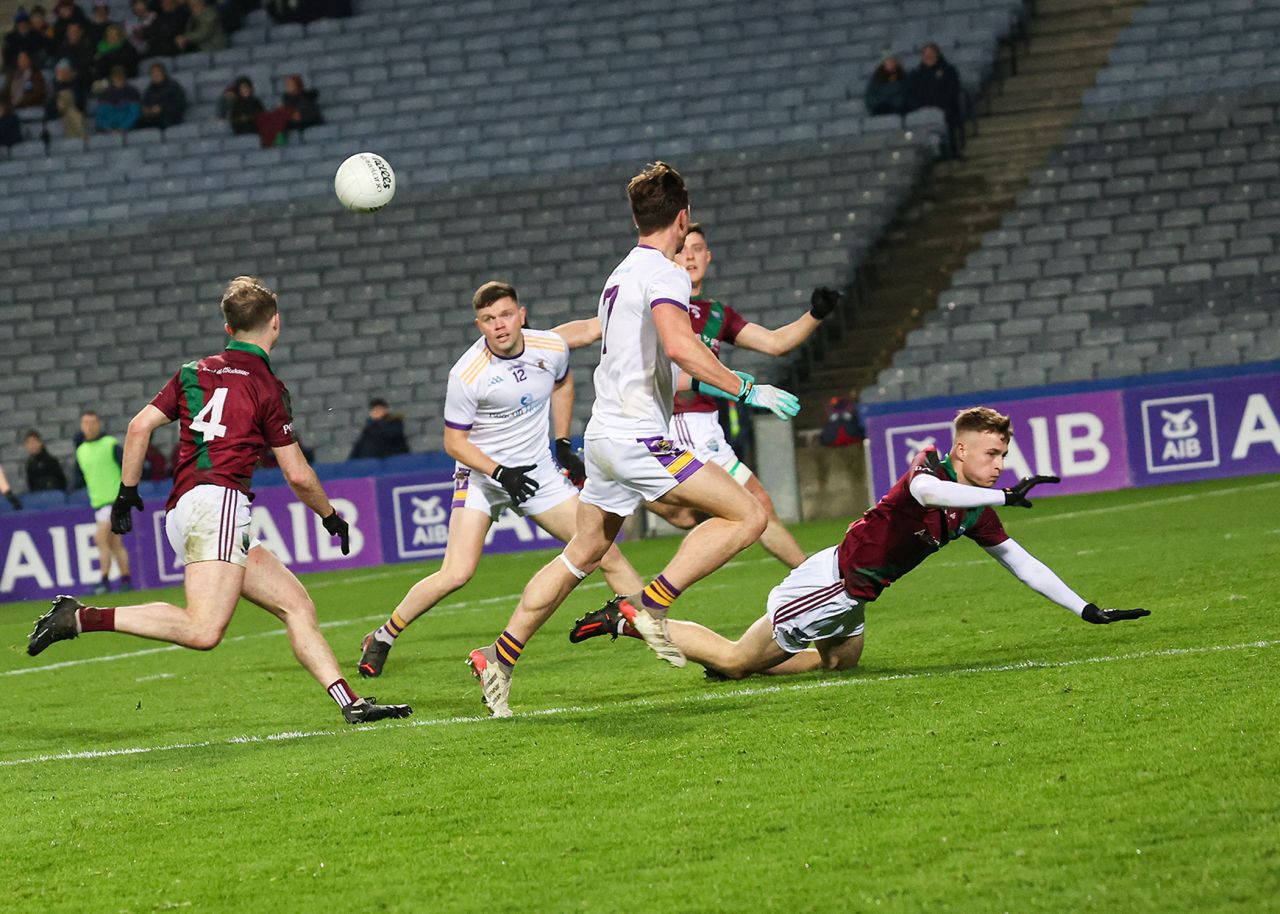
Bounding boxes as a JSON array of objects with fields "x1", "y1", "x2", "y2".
[{"x1": 76, "y1": 411, "x2": 132, "y2": 595}]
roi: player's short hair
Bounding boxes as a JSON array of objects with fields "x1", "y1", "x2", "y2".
[
  {"x1": 628, "y1": 161, "x2": 689, "y2": 234},
  {"x1": 954, "y1": 406, "x2": 1012, "y2": 441},
  {"x1": 473, "y1": 280, "x2": 519, "y2": 311},
  {"x1": 221, "y1": 275, "x2": 278, "y2": 333},
  {"x1": 686, "y1": 222, "x2": 707, "y2": 243}
]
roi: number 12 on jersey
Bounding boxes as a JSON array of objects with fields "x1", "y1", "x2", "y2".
[
  {"x1": 190, "y1": 387, "x2": 229, "y2": 440},
  {"x1": 600, "y1": 284, "x2": 619, "y2": 354}
]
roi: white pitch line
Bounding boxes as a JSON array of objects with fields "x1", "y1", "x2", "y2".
[
  {"x1": 2, "y1": 638, "x2": 1275, "y2": 769},
  {"x1": 1019, "y1": 478, "x2": 1280, "y2": 523}
]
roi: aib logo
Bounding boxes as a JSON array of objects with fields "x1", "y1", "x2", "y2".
[
  {"x1": 884, "y1": 422, "x2": 953, "y2": 478},
  {"x1": 1142, "y1": 394, "x2": 1218, "y2": 473}
]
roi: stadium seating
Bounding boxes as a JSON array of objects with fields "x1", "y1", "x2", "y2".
[{"x1": 862, "y1": 79, "x2": 1280, "y2": 404}]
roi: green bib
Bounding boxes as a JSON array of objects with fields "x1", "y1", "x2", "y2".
[{"x1": 77, "y1": 436, "x2": 121, "y2": 510}]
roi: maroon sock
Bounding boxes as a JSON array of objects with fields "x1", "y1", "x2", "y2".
[
  {"x1": 78, "y1": 606, "x2": 115, "y2": 633},
  {"x1": 326, "y1": 678, "x2": 359, "y2": 708}
]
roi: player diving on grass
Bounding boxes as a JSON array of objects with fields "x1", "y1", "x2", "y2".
[
  {"x1": 355, "y1": 280, "x2": 645, "y2": 678},
  {"x1": 555, "y1": 221, "x2": 841, "y2": 569},
  {"x1": 466, "y1": 161, "x2": 803, "y2": 716},
  {"x1": 570, "y1": 407, "x2": 1150, "y2": 679},
  {"x1": 26, "y1": 277, "x2": 412, "y2": 725}
]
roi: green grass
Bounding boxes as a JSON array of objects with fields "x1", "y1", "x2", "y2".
[{"x1": 2, "y1": 475, "x2": 1278, "y2": 913}]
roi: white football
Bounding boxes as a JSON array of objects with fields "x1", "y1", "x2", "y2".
[{"x1": 334, "y1": 152, "x2": 396, "y2": 213}]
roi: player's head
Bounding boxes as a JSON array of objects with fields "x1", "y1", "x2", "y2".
[
  {"x1": 80, "y1": 411, "x2": 101, "y2": 441},
  {"x1": 628, "y1": 161, "x2": 691, "y2": 243},
  {"x1": 950, "y1": 406, "x2": 1011, "y2": 487},
  {"x1": 221, "y1": 275, "x2": 280, "y2": 346},
  {"x1": 472, "y1": 280, "x2": 526, "y2": 356},
  {"x1": 678, "y1": 222, "x2": 711, "y2": 291},
  {"x1": 23, "y1": 429, "x2": 43, "y2": 455}
]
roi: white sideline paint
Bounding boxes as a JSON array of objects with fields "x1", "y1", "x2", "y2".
[{"x1": 3, "y1": 639, "x2": 1276, "y2": 769}]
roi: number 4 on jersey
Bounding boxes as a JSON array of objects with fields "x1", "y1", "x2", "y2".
[{"x1": 191, "y1": 387, "x2": 229, "y2": 440}]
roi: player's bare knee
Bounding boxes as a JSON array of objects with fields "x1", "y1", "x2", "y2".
[
  {"x1": 438, "y1": 567, "x2": 476, "y2": 593},
  {"x1": 185, "y1": 626, "x2": 225, "y2": 651}
]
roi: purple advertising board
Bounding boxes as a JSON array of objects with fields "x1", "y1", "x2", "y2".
[
  {"x1": 0, "y1": 504, "x2": 149, "y2": 603},
  {"x1": 866, "y1": 389, "x2": 1132, "y2": 499},
  {"x1": 864, "y1": 364, "x2": 1279, "y2": 502},
  {"x1": 374, "y1": 470, "x2": 559, "y2": 564},
  {"x1": 135, "y1": 477, "x2": 384, "y2": 589}
]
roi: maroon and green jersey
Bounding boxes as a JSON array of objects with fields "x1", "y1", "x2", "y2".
[
  {"x1": 150, "y1": 341, "x2": 297, "y2": 510},
  {"x1": 837, "y1": 446, "x2": 1009, "y2": 601},
  {"x1": 673, "y1": 295, "x2": 750, "y2": 414}
]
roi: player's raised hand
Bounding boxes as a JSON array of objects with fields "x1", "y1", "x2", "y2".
[
  {"x1": 554, "y1": 438, "x2": 587, "y2": 488},
  {"x1": 110, "y1": 484, "x2": 144, "y2": 535},
  {"x1": 744, "y1": 383, "x2": 802, "y2": 420},
  {"x1": 322, "y1": 510, "x2": 350, "y2": 555},
  {"x1": 809, "y1": 286, "x2": 842, "y2": 320},
  {"x1": 1003, "y1": 474, "x2": 1061, "y2": 508},
  {"x1": 1081, "y1": 603, "x2": 1150, "y2": 624},
  {"x1": 494, "y1": 464, "x2": 539, "y2": 505}
]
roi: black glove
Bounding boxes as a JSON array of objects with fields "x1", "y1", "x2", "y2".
[
  {"x1": 554, "y1": 438, "x2": 587, "y2": 487},
  {"x1": 110, "y1": 484, "x2": 143, "y2": 534},
  {"x1": 322, "y1": 510, "x2": 350, "y2": 556},
  {"x1": 1082, "y1": 603, "x2": 1150, "y2": 624},
  {"x1": 4, "y1": 490, "x2": 21, "y2": 511},
  {"x1": 1003, "y1": 474, "x2": 1061, "y2": 508},
  {"x1": 493, "y1": 464, "x2": 539, "y2": 505},
  {"x1": 809, "y1": 286, "x2": 842, "y2": 320}
]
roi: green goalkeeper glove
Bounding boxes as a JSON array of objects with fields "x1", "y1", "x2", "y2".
[{"x1": 692, "y1": 371, "x2": 801, "y2": 421}]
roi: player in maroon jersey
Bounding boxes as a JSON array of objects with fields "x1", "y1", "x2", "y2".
[
  {"x1": 569, "y1": 407, "x2": 1149, "y2": 678},
  {"x1": 555, "y1": 222, "x2": 839, "y2": 568},
  {"x1": 26, "y1": 277, "x2": 412, "y2": 725}
]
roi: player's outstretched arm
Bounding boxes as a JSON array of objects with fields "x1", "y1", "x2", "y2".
[
  {"x1": 983, "y1": 538, "x2": 1150, "y2": 624},
  {"x1": 732, "y1": 287, "x2": 843, "y2": 357},
  {"x1": 274, "y1": 442, "x2": 350, "y2": 555},
  {"x1": 653, "y1": 305, "x2": 801, "y2": 420},
  {"x1": 550, "y1": 317, "x2": 601, "y2": 349},
  {"x1": 111, "y1": 404, "x2": 172, "y2": 534}
]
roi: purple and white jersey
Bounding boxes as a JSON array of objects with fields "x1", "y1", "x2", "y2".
[
  {"x1": 586, "y1": 245, "x2": 692, "y2": 440},
  {"x1": 442, "y1": 329, "x2": 570, "y2": 466}
]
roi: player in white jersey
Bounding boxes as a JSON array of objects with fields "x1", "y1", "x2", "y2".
[
  {"x1": 467, "y1": 162, "x2": 803, "y2": 716},
  {"x1": 554, "y1": 221, "x2": 843, "y2": 569},
  {"x1": 357, "y1": 281, "x2": 643, "y2": 678}
]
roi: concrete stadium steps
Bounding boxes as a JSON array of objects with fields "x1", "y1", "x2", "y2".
[{"x1": 0, "y1": 133, "x2": 933, "y2": 464}]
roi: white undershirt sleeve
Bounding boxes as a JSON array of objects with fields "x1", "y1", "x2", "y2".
[
  {"x1": 909, "y1": 473, "x2": 1006, "y2": 509},
  {"x1": 983, "y1": 538, "x2": 1088, "y2": 616}
]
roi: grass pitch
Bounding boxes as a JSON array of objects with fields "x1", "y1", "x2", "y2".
[{"x1": 2, "y1": 475, "x2": 1278, "y2": 912}]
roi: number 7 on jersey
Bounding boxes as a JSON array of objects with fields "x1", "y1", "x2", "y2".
[{"x1": 600, "y1": 285, "x2": 619, "y2": 354}]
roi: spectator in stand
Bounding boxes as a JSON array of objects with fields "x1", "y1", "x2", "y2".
[
  {"x1": 136, "y1": 61, "x2": 186, "y2": 128},
  {"x1": 27, "y1": 6, "x2": 55, "y2": 59},
  {"x1": 23, "y1": 430, "x2": 68, "y2": 492},
  {"x1": 55, "y1": 20, "x2": 93, "y2": 90},
  {"x1": 349, "y1": 397, "x2": 410, "y2": 459},
  {"x1": 92, "y1": 23, "x2": 138, "y2": 84},
  {"x1": 3, "y1": 50, "x2": 46, "y2": 111},
  {"x1": 864, "y1": 53, "x2": 909, "y2": 117},
  {"x1": 227, "y1": 75, "x2": 262, "y2": 135},
  {"x1": 282, "y1": 73, "x2": 322, "y2": 131},
  {"x1": 0, "y1": 98, "x2": 22, "y2": 147},
  {"x1": 84, "y1": 0, "x2": 111, "y2": 47},
  {"x1": 144, "y1": 0, "x2": 190, "y2": 59},
  {"x1": 3, "y1": 10, "x2": 44, "y2": 72},
  {"x1": 907, "y1": 42, "x2": 964, "y2": 159},
  {"x1": 0, "y1": 466, "x2": 22, "y2": 510},
  {"x1": 44, "y1": 56, "x2": 87, "y2": 137},
  {"x1": 123, "y1": 0, "x2": 153, "y2": 54},
  {"x1": 50, "y1": 0, "x2": 88, "y2": 47},
  {"x1": 175, "y1": 0, "x2": 227, "y2": 52},
  {"x1": 94, "y1": 63, "x2": 140, "y2": 132}
]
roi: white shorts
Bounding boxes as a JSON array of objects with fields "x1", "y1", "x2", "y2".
[
  {"x1": 451, "y1": 457, "x2": 577, "y2": 521},
  {"x1": 669, "y1": 410, "x2": 754, "y2": 484},
  {"x1": 766, "y1": 546, "x2": 866, "y2": 653},
  {"x1": 165, "y1": 484, "x2": 255, "y2": 567},
  {"x1": 580, "y1": 434, "x2": 705, "y2": 517},
  {"x1": 94, "y1": 505, "x2": 112, "y2": 523}
]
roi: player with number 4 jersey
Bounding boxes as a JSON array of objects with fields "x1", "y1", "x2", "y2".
[
  {"x1": 26, "y1": 276, "x2": 411, "y2": 725},
  {"x1": 356, "y1": 281, "x2": 644, "y2": 679}
]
